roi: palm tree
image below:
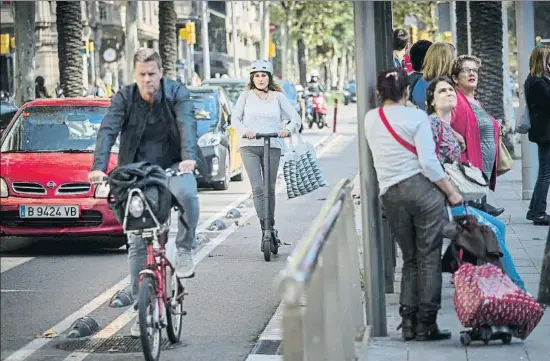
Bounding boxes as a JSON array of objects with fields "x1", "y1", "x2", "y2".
[
  {"x1": 56, "y1": 1, "x2": 83, "y2": 97},
  {"x1": 469, "y1": 1, "x2": 504, "y2": 122},
  {"x1": 158, "y1": 1, "x2": 177, "y2": 80},
  {"x1": 455, "y1": 1, "x2": 468, "y2": 56},
  {"x1": 539, "y1": 229, "x2": 550, "y2": 305}
]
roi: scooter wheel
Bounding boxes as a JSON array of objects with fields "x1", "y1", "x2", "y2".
[
  {"x1": 263, "y1": 240, "x2": 271, "y2": 261},
  {"x1": 460, "y1": 333, "x2": 471, "y2": 346},
  {"x1": 502, "y1": 334, "x2": 512, "y2": 344}
]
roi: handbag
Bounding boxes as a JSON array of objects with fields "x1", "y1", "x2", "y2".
[
  {"x1": 282, "y1": 134, "x2": 327, "y2": 199},
  {"x1": 379, "y1": 107, "x2": 486, "y2": 200},
  {"x1": 497, "y1": 138, "x2": 513, "y2": 176}
]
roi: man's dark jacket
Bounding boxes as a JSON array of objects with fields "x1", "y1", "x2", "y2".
[{"x1": 91, "y1": 78, "x2": 205, "y2": 174}]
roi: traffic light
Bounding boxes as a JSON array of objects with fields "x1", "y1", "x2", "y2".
[
  {"x1": 179, "y1": 28, "x2": 188, "y2": 41},
  {"x1": 0, "y1": 34, "x2": 9, "y2": 55},
  {"x1": 186, "y1": 22, "x2": 196, "y2": 45},
  {"x1": 269, "y1": 42, "x2": 276, "y2": 58},
  {"x1": 81, "y1": 40, "x2": 89, "y2": 56}
]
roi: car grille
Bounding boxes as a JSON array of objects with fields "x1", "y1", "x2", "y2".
[
  {"x1": 11, "y1": 182, "x2": 47, "y2": 195},
  {"x1": 0, "y1": 210, "x2": 103, "y2": 228},
  {"x1": 57, "y1": 183, "x2": 91, "y2": 195}
]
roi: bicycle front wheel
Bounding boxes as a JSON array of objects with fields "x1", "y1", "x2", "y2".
[{"x1": 138, "y1": 277, "x2": 162, "y2": 361}]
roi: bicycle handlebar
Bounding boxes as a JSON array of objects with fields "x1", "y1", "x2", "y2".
[
  {"x1": 90, "y1": 169, "x2": 190, "y2": 185},
  {"x1": 242, "y1": 132, "x2": 291, "y2": 139}
]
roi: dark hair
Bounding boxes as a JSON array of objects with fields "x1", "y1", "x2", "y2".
[
  {"x1": 425, "y1": 76, "x2": 455, "y2": 115},
  {"x1": 409, "y1": 40, "x2": 433, "y2": 72},
  {"x1": 246, "y1": 72, "x2": 283, "y2": 92},
  {"x1": 377, "y1": 68, "x2": 409, "y2": 103},
  {"x1": 392, "y1": 29, "x2": 410, "y2": 51}
]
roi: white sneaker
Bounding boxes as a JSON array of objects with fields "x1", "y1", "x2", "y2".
[
  {"x1": 176, "y1": 249, "x2": 195, "y2": 278},
  {"x1": 130, "y1": 318, "x2": 140, "y2": 337}
]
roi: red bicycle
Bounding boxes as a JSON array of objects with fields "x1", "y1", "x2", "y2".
[{"x1": 97, "y1": 171, "x2": 187, "y2": 361}]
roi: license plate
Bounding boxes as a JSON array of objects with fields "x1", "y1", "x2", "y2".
[{"x1": 19, "y1": 205, "x2": 79, "y2": 218}]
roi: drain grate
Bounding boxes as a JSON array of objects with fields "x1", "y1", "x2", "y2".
[{"x1": 56, "y1": 336, "x2": 186, "y2": 353}]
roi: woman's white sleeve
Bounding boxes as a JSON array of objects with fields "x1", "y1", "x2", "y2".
[
  {"x1": 231, "y1": 91, "x2": 250, "y2": 134},
  {"x1": 414, "y1": 117, "x2": 446, "y2": 182}
]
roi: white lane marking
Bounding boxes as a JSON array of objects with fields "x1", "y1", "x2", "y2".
[
  {"x1": 0, "y1": 257, "x2": 35, "y2": 274},
  {"x1": 245, "y1": 356, "x2": 282, "y2": 361},
  {"x1": 10, "y1": 133, "x2": 339, "y2": 361},
  {"x1": 3, "y1": 276, "x2": 130, "y2": 361},
  {"x1": 0, "y1": 289, "x2": 42, "y2": 293}
]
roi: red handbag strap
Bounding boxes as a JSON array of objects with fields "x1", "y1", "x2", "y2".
[{"x1": 378, "y1": 107, "x2": 417, "y2": 155}]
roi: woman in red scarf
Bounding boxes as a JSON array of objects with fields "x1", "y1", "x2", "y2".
[{"x1": 450, "y1": 55, "x2": 503, "y2": 216}]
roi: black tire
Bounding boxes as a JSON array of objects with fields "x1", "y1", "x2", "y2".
[
  {"x1": 165, "y1": 277, "x2": 183, "y2": 343},
  {"x1": 213, "y1": 153, "x2": 230, "y2": 190},
  {"x1": 317, "y1": 116, "x2": 325, "y2": 129},
  {"x1": 308, "y1": 120, "x2": 313, "y2": 129},
  {"x1": 138, "y1": 277, "x2": 161, "y2": 361},
  {"x1": 344, "y1": 99, "x2": 349, "y2": 105},
  {"x1": 502, "y1": 333, "x2": 512, "y2": 344},
  {"x1": 263, "y1": 236, "x2": 271, "y2": 261}
]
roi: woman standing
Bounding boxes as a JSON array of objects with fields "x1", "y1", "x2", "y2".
[
  {"x1": 365, "y1": 68, "x2": 462, "y2": 342},
  {"x1": 525, "y1": 45, "x2": 550, "y2": 225},
  {"x1": 451, "y1": 55, "x2": 503, "y2": 217},
  {"x1": 231, "y1": 60, "x2": 301, "y2": 248}
]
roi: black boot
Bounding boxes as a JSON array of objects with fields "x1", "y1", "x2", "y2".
[
  {"x1": 481, "y1": 196, "x2": 504, "y2": 217},
  {"x1": 270, "y1": 219, "x2": 282, "y2": 246},
  {"x1": 397, "y1": 306, "x2": 417, "y2": 341},
  {"x1": 260, "y1": 218, "x2": 266, "y2": 252},
  {"x1": 415, "y1": 311, "x2": 452, "y2": 341}
]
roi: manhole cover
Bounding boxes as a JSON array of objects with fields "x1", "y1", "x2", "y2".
[{"x1": 56, "y1": 336, "x2": 186, "y2": 353}]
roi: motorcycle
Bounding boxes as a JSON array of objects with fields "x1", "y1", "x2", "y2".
[{"x1": 306, "y1": 91, "x2": 328, "y2": 129}]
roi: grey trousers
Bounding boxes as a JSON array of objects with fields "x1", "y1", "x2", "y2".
[
  {"x1": 127, "y1": 173, "x2": 199, "y2": 297},
  {"x1": 240, "y1": 146, "x2": 282, "y2": 225},
  {"x1": 380, "y1": 173, "x2": 446, "y2": 318}
]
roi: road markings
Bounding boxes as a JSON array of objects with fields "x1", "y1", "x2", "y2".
[
  {"x1": 5, "y1": 133, "x2": 338, "y2": 361},
  {"x1": 0, "y1": 289, "x2": 42, "y2": 293},
  {"x1": 0, "y1": 257, "x2": 35, "y2": 274}
]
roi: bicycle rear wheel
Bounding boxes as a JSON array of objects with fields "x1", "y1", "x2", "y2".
[
  {"x1": 138, "y1": 277, "x2": 162, "y2": 361},
  {"x1": 166, "y1": 274, "x2": 183, "y2": 343}
]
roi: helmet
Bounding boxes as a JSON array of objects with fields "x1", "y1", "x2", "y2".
[
  {"x1": 250, "y1": 60, "x2": 273, "y2": 76},
  {"x1": 310, "y1": 70, "x2": 320, "y2": 78}
]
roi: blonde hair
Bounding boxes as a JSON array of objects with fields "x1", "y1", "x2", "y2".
[
  {"x1": 422, "y1": 42, "x2": 456, "y2": 81},
  {"x1": 246, "y1": 73, "x2": 283, "y2": 92},
  {"x1": 529, "y1": 45, "x2": 550, "y2": 78}
]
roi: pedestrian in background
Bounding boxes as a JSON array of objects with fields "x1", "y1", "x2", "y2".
[
  {"x1": 392, "y1": 29, "x2": 411, "y2": 70},
  {"x1": 525, "y1": 45, "x2": 550, "y2": 225},
  {"x1": 408, "y1": 40, "x2": 433, "y2": 96}
]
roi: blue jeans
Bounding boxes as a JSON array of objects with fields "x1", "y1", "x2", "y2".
[
  {"x1": 127, "y1": 173, "x2": 199, "y2": 297},
  {"x1": 451, "y1": 205, "x2": 526, "y2": 291}
]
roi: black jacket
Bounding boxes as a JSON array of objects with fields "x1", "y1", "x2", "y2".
[
  {"x1": 525, "y1": 74, "x2": 550, "y2": 144},
  {"x1": 91, "y1": 78, "x2": 202, "y2": 173}
]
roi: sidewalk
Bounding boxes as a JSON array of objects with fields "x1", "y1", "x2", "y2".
[{"x1": 363, "y1": 157, "x2": 550, "y2": 361}]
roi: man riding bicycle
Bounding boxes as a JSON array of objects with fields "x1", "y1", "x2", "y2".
[{"x1": 88, "y1": 48, "x2": 200, "y2": 336}]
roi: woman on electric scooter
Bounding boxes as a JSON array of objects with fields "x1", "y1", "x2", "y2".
[{"x1": 232, "y1": 60, "x2": 302, "y2": 248}]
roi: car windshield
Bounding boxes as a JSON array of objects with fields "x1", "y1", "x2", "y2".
[
  {"x1": 281, "y1": 82, "x2": 297, "y2": 101},
  {"x1": 190, "y1": 93, "x2": 219, "y2": 121},
  {"x1": 205, "y1": 83, "x2": 245, "y2": 103},
  {"x1": 0, "y1": 105, "x2": 118, "y2": 153}
]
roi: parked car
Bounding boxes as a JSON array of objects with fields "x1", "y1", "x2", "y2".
[
  {"x1": 0, "y1": 101, "x2": 18, "y2": 135},
  {"x1": 189, "y1": 86, "x2": 243, "y2": 190},
  {"x1": 0, "y1": 97, "x2": 125, "y2": 246},
  {"x1": 343, "y1": 80, "x2": 356, "y2": 105},
  {"x1": 278, "y1": 79, "x2": 304, "y2": 133},
  {"x1": 201, "y1": 78, "x2": 247, "y2": 105}
]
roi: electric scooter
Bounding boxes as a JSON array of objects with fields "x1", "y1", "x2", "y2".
[{"x1": 243, "y1": 132, "x2": 290, "y2": 261}]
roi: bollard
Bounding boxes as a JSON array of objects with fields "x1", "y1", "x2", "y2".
[{"x1": 333, "y1": 98, "x2": 338, "y2": 133}]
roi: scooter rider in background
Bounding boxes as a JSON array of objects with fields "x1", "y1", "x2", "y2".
[{"x1": 307, "y1": 70, "x2": 325, "y2": 94}]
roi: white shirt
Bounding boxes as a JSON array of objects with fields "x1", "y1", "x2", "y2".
[
  {"x1": 364, "y1": 105, "x2": 446, "y2": 195},
  {"x1": 231, "y1": 90, "x2": 301, "y2": 149}
]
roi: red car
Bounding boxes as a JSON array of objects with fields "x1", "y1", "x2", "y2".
[{"x1": 0, "y1": 98, "x2": 124, "y2": 246}]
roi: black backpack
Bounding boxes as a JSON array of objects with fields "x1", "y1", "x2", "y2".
[{"x1": 106, "y1": 162, "x2": 187, "y2": 231}]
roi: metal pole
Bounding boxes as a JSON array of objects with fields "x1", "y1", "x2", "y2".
[
  {"x1": 516, "y1": 0, "x2": 538, "y2": 200},
  {"x1": 450, "y1": 1, "x2": 457, "y2": 50},
  {"x1": 89, "y1": 42, "x2": 96, "y2": 87},
  {"x1": 231, "y1": 1, "x2": 240, "y2": 78},
  {"x1": 201, "y1": 0, "x2": 211, "y2": 80},
  {"x1": 353, "y1": 1, "x2": 387, "y2": 337},
  {"x1": 125, "y1": 0, "x2": 138, "y2": 85}
]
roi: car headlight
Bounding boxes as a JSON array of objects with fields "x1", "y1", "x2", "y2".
[
  {"x1": 94, "y1": 183, "x2": 110, "y2": 198},
  {"x1": 129, "y1": 196, "x2": 144, "y2": 218},
  {"x1": 0, "y1": 178, "x2": 8, "y2": 198},
  {"x1": 198, "y1": 132, "x2": 222, "y2": 147}
]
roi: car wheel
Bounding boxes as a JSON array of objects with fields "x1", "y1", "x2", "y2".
[{"x1": 213, "y1": 153, "x2": 230, "y2": 191}]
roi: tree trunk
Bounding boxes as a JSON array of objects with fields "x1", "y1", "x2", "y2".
[
  {"x1": 280, "y1": 20, "x2": 288, "y2": 80},
  {"x1": 158, "y1": 1, "x2": 177, "y2": 80},
  {"x1": 538, "y1": 229, "x2": 550, "y2": 305},
  {"x1": 56, "y1": 1, "x2": 83, "y2": 98},
  {"x1": 125, "y1": 1, "x2": 139, "y2": 84},
  {"x1": 455, "y1": 1, "x2": 469, "y2": 55},
  {"x1": 469, "y1": 1, "x2": 504, "y2": 121},
  {"x1": 338, "y1": 48, "x2": 347, "y2": 90},
  {"x1": 297, "y1": 37, "x2": 307, "y2": 86},
  {"x1": 12, "y1": 1, "x2": 36, "y2": 104},
  {"x1": 330, "y1": 55, "x2": 338, "y2": 89}
]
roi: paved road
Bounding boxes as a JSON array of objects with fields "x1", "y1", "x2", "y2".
[{"x1": 0, "y1": 104, "x2": 359, "y2": 361}]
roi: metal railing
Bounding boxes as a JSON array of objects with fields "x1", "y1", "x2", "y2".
[{"x1": 276, "y1": 179, "x2": 367, "y2": 361}]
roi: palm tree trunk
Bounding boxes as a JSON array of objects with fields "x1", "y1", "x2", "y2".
[
  {"x1": 469, "y1": 1, "x2": 504, "y2": 121},
  {"x1": 539, "y1": 229, "x2": 550, "y2": 305},
  {"x1": 455, "y1": 1, "x2": 468, "y2": 55},
  {"x1": 12, "y1": 1, "x2": 36, "y2": 104},
  {"x1": 56, "y1": 1, "x2": 83, "y2": 98},
  {"x1": 534, "y1": 1, "x2": 550, "y2": 39},
  {"x1": 158, "y1": 1, "x2": 177, "y2": 80},
  {"x1": 297, "y1": 38, "x2": 307, "y2": 86}
]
